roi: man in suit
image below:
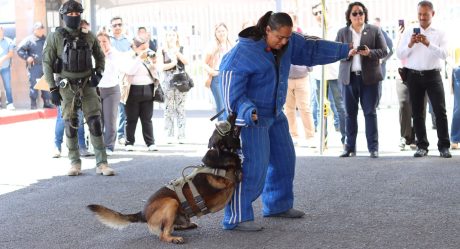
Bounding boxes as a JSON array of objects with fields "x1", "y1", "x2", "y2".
[{"x1": 335, "y1": 2, "x2": 388, "y2": 158}]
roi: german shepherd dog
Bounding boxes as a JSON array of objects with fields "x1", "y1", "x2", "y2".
[{"x1": 87, "y1": 114, "x2": 241, "y2": 244}]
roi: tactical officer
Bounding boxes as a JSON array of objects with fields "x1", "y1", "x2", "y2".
[
  {"x1": 17, "y1": 22, "x2": 53, "y2": 109},
  {"x1": 43, "y1": 0, "x2": 114, "y2": 176}
]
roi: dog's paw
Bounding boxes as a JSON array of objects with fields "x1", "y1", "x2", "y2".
[
  {"x1": 172, "y1": 236, "x2": 185, "y2": 244},
  {"x1": 189, "y1": 222, "x2": 198, "y2": 229}
]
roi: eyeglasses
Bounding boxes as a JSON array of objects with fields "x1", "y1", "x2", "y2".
[
  {"x1": 351, "y1": 11, "x2": 364, "y2": 17},
  {"x1": 313, "y1": 11, "x2": 322, "y2": 16},
  {"x1": 112, "y1": 23, "x2": 123, "y2": 28}
]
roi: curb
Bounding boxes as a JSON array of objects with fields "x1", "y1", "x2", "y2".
[{"x1": 0, "y1": 108, "x2": 58, "y2": 125}]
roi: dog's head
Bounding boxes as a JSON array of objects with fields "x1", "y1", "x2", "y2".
[
  {"x1": 202, "y1": 149, "x2": 241, "y2": 171},
  {"x1": 207, "y1": 113, "x2": 241, "y2": 153}
]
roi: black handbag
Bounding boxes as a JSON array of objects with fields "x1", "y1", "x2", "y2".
[
  {"x1": 153, "y1": 84, "x2": 164, "y2": 103},
  {"x1": 171, "y1": 64, "x2": 194, "y2": 92},
  {"x1": 142, "y1": 62, "x2": 164, "y2": 103}
]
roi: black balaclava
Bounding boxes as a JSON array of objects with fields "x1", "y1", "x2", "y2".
[{"x1": 63, "y1": 15, "x2": 81, "y2": 29}]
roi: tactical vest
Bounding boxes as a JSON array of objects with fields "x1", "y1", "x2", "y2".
[{"x1": 58, "y1": 28, "x2": 93, "y2": 73}]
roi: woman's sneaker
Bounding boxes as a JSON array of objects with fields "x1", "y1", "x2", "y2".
[
  {"x1": 125, "y1": 145, "x2": 134, "y2": 151},
  {"x1": 105, "y1": 149, "x2": 114, "y2": 156},
  {"x1": 6, "y1": 104, "x2": 15, "y2": 110},
  {"x1": 399, "y1": 137, "x2": 406, "y2": 151},
  {"x1": 52, "y1": 147, "x2": 61, "y2": 158},
  {"x1": 148, "y1": 144, "x2": 158, "y2": 151}
]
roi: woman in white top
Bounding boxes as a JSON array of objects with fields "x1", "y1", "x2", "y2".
[
  {"x1": 119, "y1": 36, "x2": 162, "y2": 151},
  {"x1": 97, "y1": 32, "x2": 121, "y2": 154},
  {"x1": 203, "y1": 23, "x2": 233, "y2": 120},
  {"x1": 162, "y1": 30, "x2": 189, "y2": 143}
]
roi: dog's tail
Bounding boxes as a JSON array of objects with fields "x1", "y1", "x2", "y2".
[{"x1": 87, "y1": 204, "x2": 146, "y2": 230}]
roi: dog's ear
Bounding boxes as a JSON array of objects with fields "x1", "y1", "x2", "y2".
[
  {"x1": 208, "y1": 130, "x2": 221, "y2": 149},
  {"x1": 227, "y1": 112, "x2": 237, "y2": 126},
  {"x1": 202, "y1": 149, "x2": 220, "y2": 167}
]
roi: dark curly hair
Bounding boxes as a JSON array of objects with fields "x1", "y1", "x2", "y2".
[{"x1": 345, "y1": 2, "x2": 368, "y2": 26}]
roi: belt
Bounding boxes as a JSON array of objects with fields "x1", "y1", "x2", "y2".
[
  {"x1": 409, "y1": 69, "x2": 440, "y2": 76},
  {"x1": 351, "y1": 71, "x2": 362, "y2": 75},
  {"x1": 67, "y1": 78, "x2": 89, "y2": 85}
]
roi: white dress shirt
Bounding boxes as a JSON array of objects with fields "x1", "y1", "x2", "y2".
[
  {"x1": 350, "y1": 25, "x2": 364, "y2": 72},
  {"x1": 98, "y1": 49, "x2": 123, "y2": 88},
  {"x1": 396, "y1": 25, "x2": 448, "y2": 71}
]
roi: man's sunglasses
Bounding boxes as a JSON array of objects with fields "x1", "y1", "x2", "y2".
[
  {"x1": 112, "y1": 23, "x2": 123, "y2": 28},
  {"x1": 351, "y1": 11, "x2": 364, "y2": 17},
  {"x1": 313, "y1": 10, "x2": 322, "y2": 16}
]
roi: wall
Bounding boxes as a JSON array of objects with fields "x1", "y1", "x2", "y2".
[{"x1": 6, "y1": 0, "x2": 47, "y2": 109}]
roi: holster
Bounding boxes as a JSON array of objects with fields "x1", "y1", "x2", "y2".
[{"x1": 398, "y1": 67, "x2": 408, "y2": 82}]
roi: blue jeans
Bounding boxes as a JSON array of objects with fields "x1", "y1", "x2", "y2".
[
  {"x1": 117, "y1": 102, "x2": 126, "y2": 139},
  {"x1": 377, "y1": 61, "x2": 387, "y2": 108},
  {"x1": 54, "y1": 107, "x2": 86, "y2": 151},
  {"x1": 1, "y1": 67, "x2": 13, "y2": 104},
  {"x1": 343, "y1": 73, "x2": 379, "y2": 152},
  {"x1": 313, "y1": 79, "x2": 346, "y2": 143},
  {"x1": 210, "y1": 76, "x2": 225, "y2": 121},
  {"x1": 451, "y1": 67, "x2": 460, "y2": 142}
]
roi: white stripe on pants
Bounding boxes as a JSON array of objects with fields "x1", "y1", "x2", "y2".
[{"x1": 222, "y1": 113, "x2": 296, "y2": 229}]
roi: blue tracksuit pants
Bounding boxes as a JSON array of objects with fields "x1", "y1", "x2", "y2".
[{"x1": 222, "y1": 113, "x2": 296, "y2": 229}]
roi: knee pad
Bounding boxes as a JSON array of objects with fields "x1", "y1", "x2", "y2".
[
  {"x1": 87, "y1": 115, "x2": 103, "y2": 137},
  {"x1": 65, "y1": 118, "x2": 79, "y2": 138}
]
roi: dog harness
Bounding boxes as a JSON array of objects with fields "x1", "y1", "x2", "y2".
[{"x1": 165, "y1": 164, "x2": 241, "y2": 218}]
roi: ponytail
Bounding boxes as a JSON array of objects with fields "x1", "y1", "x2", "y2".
[
  {"x1": 255, "y1": 11, "x2": 274, "y2": 37},
  {"x1": 255, "y1": 11, "x2": 293, "y2": 38}
]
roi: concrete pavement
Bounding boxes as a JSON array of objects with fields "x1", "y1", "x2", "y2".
[{"x1": 0, "y1": 108, "x2": 459, "y2": 249}]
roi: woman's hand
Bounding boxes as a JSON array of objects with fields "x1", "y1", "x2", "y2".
[
  {"x1": 251, "y1": 110, "x2": 258, "y2": 121},
  {"x1": 138, "y1": 50, "x2": 148, "y2": 60}
]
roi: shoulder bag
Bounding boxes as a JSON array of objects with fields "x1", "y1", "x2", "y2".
[
  {"x1": 169, "y1": 47, "x2": 194, "y2": 92},
  {"x1": 171, "y1": 64, "x2": 194, "y2": 92},
  {"x1": 142, "y1": 62, "x2": 164, "y2": 103}
]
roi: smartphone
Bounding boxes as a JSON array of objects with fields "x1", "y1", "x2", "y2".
[
  {"x1": 398, "y1": 19, "x2": 404, "y2": 28},
  {"x1": 357, "y1": 45, "x2": 366, "y2": 51},
  {"x1": 413, "y1": 28, "x2": 421, "y2": 34}
]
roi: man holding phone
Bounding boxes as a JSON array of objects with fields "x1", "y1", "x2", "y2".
[{"x1": 396, "y1": 1, "x2": 451, "y2": 158}]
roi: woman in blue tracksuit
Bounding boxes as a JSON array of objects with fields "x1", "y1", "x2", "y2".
[{"x1": 220, "y1": 11, "x2": 350, "y2": 231}]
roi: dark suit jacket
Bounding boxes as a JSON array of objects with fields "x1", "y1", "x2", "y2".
[{"x1": 335, "y1": 24, "x2": 388, "y2": 85}]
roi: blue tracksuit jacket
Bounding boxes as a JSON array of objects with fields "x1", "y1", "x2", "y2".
[{"x1": 220, "y1": 29, "x2": 349, "y2": 229}]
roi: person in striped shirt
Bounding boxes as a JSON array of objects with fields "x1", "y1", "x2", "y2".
[{"x1": 220, "y1": 11, "x2": 350, "y2": 231}]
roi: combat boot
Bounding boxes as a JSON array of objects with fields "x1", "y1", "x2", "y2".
[
  {"x1": 96, "y1": 163, "x2": 115, "y2": 176},
  {"x1": 68, "y1": 162, "x2": 81, "y2": 176}
]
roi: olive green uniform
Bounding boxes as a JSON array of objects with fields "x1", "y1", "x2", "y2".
[{"x1": 43, "y1": 27, "x2": 107, "y2": 167}]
